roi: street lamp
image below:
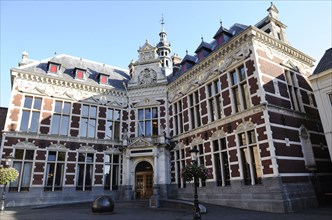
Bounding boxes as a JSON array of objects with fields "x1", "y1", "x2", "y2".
[
  {"x1": 190, "y1": 146, "x2": 201, "y2": 220},
  {"x1": 1, "y1": 155, "x2": 15, "y2": 212}
]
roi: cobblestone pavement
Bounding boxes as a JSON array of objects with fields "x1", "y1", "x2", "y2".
[{"x1": 0, "y1": 202, "x2": 331, "y2": 220}]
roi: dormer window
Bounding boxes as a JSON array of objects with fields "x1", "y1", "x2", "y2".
[
  {"x1": 74, "y1": 68, "x2": 86, "y2": 80},
  {"x1": 182, "y1": 64, "x2": 187, "y2": 72},
  {"x1": 198, "y1": 51, "x2": 204, "y2": 61},
  {"x1": 98, "y1": 74, "x2": 108, "y2": 84},
  {"x1": 218, "y1": 36, "x2": 223, "y2": 45},
  {"x1": 48, "y1": 62, "x2": 61, "y2": 74}
]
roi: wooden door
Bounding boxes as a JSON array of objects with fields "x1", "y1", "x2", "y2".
[{"x1": 135, "y1": 171, "x2": 153, "y2": 199}]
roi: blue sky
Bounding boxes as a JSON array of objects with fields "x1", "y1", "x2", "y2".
[{"x1": 1, "y1": 0, "x2": 331, "y2": 107}]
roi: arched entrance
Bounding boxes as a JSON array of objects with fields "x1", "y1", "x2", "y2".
[{"x1": 135, "y1": 161, "x2": 153, "y2": 199}]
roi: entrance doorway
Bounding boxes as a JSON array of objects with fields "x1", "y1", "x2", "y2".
[{"x1": 135, "y1": 161, "x2": 153, "y2": 199}]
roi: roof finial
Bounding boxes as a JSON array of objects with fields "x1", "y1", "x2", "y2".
[
  {"x1": 186, "y1": 49, "x2": 188, "y2": 55},
  {"x1": 161, "y1": 14, "x2": 165, "y2": 31},
  {"x1": 201, "y1": 35, "x2": 204, "y2": 42},
  {"x1": 220, "y1": 20, "x2": 222, "y2": 27}
]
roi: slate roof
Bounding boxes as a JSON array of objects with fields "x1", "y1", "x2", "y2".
[
  {"x1": 213, "y1": 25, "x2": 233, "y2": 39},
  {"x1": 13, "y1": 54, "x2": 130, "y2": 90},
  {"x1": 195, "y1": 41, "x2": 214, "y2": 53},
  {"x1": 313, "y1": 48, "x2": 332, "y2": 74}
]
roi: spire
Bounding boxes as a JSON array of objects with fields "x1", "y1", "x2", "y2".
[{"x1": 161, "y1": 14, "x2": 165, "y2": 32}]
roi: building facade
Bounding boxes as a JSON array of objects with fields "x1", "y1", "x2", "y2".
[
  {"x1": 1, "y1": 3, "x2": 331, "y2": 212},
  {"x1": 309, "y1": 48, "x2": 332, "y2": 163}
]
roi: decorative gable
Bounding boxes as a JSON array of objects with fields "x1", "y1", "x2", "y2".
[{"x1": 128, "y1": 137, "x2": 153, "y2": 148}]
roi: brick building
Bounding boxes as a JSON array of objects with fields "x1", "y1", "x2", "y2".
[{"x1": 1, "y1": 3, "x2": 331, "y2": 212}]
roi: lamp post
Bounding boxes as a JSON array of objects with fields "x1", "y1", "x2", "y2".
[
  {"x1": 190, "y1": 146, "x2": 201, "y2": 220},
  {"x1": 1, "y1": 156, "x2": 14, "y2": 212}
]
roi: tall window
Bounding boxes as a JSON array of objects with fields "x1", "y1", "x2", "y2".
[
  {"x1": 138, "y1": 107, "x2": 158, "y2": 137},
  {"x1": 76, "y1": 152, "x2": 94, "y2": 191},
  {"x1": 20, "y1": 96, "x2": 42, "y2": 132},
  {"x1": 9, "y1": 149, "x2": 35, "y2": 192},
  {"x1": 105, "y1": 108, "x2": 121, "y2": 140},
  {"x1": 45, "y1": 151, "x2": 66, "y2": 191},
  {"x1": 79, "y1": 105, "x2": 97, "y2": 138},
  {"x1": 173, "y1": 100, "x2": 183, "y2": 135},
  {"x1": 207, "y1": 80, "x2": 223, "y2": 122},
  {"x1": 212, "y1": 138, "x2": 230, "y2": 187},
  {"x1": 104, "y1": 154, "x2": 121, "y2": 190},
  {"x1": 238, "y1": 130, "x2": 262, "y2": 185},
  {"x1": 189, "y1": 91, "x2": 201, "y2": 129},
  {"x1": 175, "y1": 148, "x2": 186, "y2": 188},
  {"x1": 51, "y1": 101, "x2": 71, "y2": 136},
  {"x1": 285, "y1": 70, "x2": 303, "y2": 112},
  {"x1": 230, "y1": 65, "x2": 250, "y2": 113}
]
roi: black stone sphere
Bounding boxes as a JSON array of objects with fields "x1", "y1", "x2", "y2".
[{"x1": 91, "y1": 196, "x2": 114, "y2": 213}]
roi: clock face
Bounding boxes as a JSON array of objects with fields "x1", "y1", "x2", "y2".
[{"x1": 139, "y1": 68, "x2": 157, "y2": 85}]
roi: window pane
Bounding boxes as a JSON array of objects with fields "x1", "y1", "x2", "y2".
[
  {"x1": 10, "y1": 162, "x2": 22, "y2": 188},
  {"x1": 208, "y1": 84, "x2": 213, "y2": 97},
  {"x1": 239, "y1": 133, "x2": 246, "y2": 146},
  {"x1": 105, "y1": 121, "x2": 113, "y2": 139},
  {"x1": 78, "y1": 153, "x2": 85, "y2": 162},
  {"x1": 90, "y1": 106, "x2": 97, "y2": 118},
  {"x1": 145, "y1": 108, "x2": 151, "y2": 119},
  {"x1": 104, "y1": 155, "x2": 111, "y2": 163},
  {"x1": 107, "y1": 109, "x2": 114, "y2": 120},
  {"x1": 138, "y1": 109, "x2": 144, "y2": 120},
  {"x1": 48, "y1": 152, "x2": 56, "y2": 161},
  {"x1": 87, "y1": 154, "x2": 94, "y2": 163},
  {"x1": 79, "y1": 118, "x2": 88, "y2": 137},
  {"x1": 51, "y1": 114, "x2": 60, "y2": 134},
  {"x1": 24, "y1": 97, "x2": 33, "y2": 108},
  {"x1": 63, "y1": 102, "x2": 71, "y2": 114},
  {"x1": 60, "y1": 115, "x2": 69, "y2": 135},
  {"x1": 82, "y1": 105, "x2": 89, "y2": 117},
  {"x1": 152, "y1": 120, "x2": 158, "y2": 136},
  {"x1": 77, "y1": 164, "x2": 84, "y2": 186},
  {"x1": 85, "y1": 164, "x2": 93, "y2": 186},
  {"x1": 239, "y1": 66, "x2": 246, "y2": 81},
  {"x1": 215, "y1": 81, "x2": 221, "y2": 93},
  {"x1": 25, "y1": 150, "x2": 34, "y2": 160},
  {"x1": 33, "y1": 98, "x2": 42, "y2": 110},
  {"x1": 46, "y1": 163, "x2": 55, "y2": 186},
  {"x1": 54, "y1": 101, "x2": 62, "y2": 113},
  {"x1": 145, "y1": 121, "x2": 151, "y2": 136},
  {"x1": 55, "y1": 163, "x2": 64, "y2": 186},
  {"x1": 114, "y1": 121, "x2": 120, "y2": 140},
  {"x1": 231, "y1": 71, "x2": 237, "y2": 85},
  {"x1": 20, "y1": 110, "x2": 30, "y2": 132},
  {"x1": 88, "y1": 119, "x2": 96, "y2": 138},
  {"x1": 15, "y1": 149, "x2": 24, "y2": 159},
  {"x1": 152, "y1": 108, "x2": 158, "y2": 118},
  {"x1": 114, "y1": 110, "x2": 120, "y2": 121},
  {"x1": 113, "y1": 155, "x2": 119, "y2": 163},
  {"x1": 29, "y1": 112, "x2": 40, "y2": 132},
  {"x1": 138, "y1": 121, "x2": 144, "y2": 136},
  {"x1": 21, "y1": 162, "x2": 32, "y2": 187},
  {"x1": 58, "y1": 152, "x2": 66, "y2": 161}
]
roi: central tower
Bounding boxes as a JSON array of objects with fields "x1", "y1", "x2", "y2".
[{"x1": 157, "y1": 15, "x2": 173, "y2": 76}]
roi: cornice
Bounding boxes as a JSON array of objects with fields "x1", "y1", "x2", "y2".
[
  {"x1": 3, "y1": 131, "x2": 122, "y2": 146},
  {"x1": 252, "y1": 26, "x2": 315, "y2": 67},
  {"x1": 167, "y1": 27, "x2": 256, "y2": 98},
  {"x1": 13, "y1": 70, "x2": 126, "y2": 97}
]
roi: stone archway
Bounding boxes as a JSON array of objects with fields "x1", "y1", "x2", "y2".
[{"x1": 135, "y1": 161, "x2": 153, "y2": 199}]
